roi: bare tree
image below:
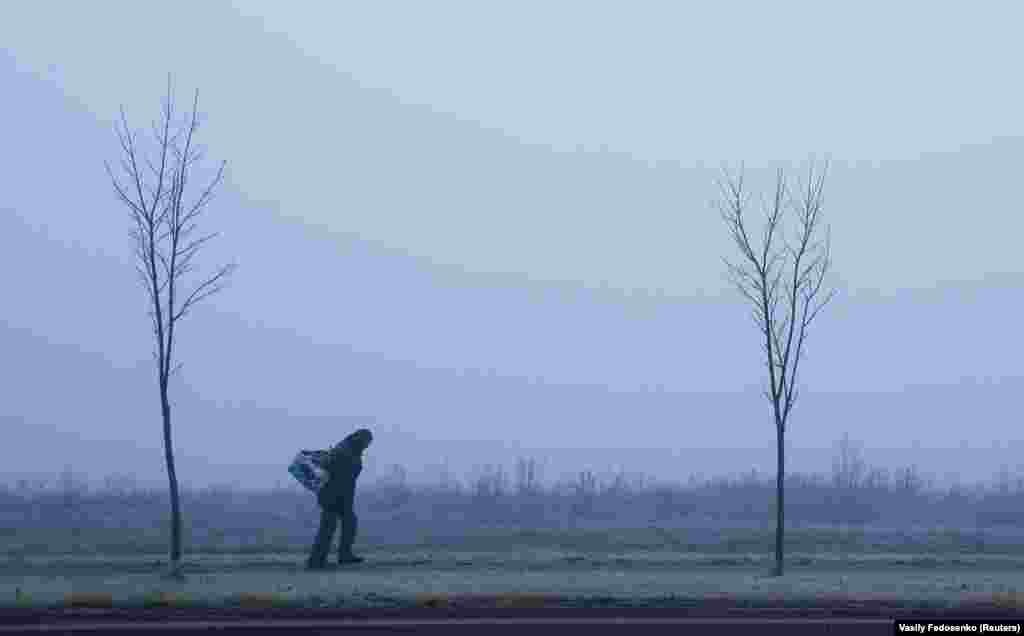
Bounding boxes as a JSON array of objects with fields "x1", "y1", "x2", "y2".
[
  {"x1": 515, "y1": 457, "x2": 542, "y2": 496},
  {"x1": 716, "y1": 161, "x2": 836, "y2": 576},
  {"x1": 105, "y1": 76, "x2": 236, "y2": 579},
  {"x1": 832, "y1": 432, "x2": 867, "y2": 491}
]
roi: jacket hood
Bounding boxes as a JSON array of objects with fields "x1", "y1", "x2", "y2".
[{"x1": 338, "y1": 428, "x2": 373, "y2": 455}]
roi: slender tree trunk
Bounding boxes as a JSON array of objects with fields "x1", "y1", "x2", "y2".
[
  {"x1": 160, "y1": 385, "x2": 183, "y2": 576},
  {"x1": 774, "y1": 423, "x2": 785, "y2": 576}
]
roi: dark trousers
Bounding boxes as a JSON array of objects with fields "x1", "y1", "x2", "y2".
[{"x1": 307, "y1": 504, "x2": 358, "y2": 566}]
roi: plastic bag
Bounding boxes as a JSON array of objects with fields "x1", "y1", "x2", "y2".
[{"x1": 288, "y1": 450, "x2": 329, "y2": 493}]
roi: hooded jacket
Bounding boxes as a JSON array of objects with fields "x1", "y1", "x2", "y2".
[{"x1": 316, "y1": 429, "x2": 371, "y2": 510}]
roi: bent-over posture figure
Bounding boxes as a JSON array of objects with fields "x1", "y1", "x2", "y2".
[{"x1": 306, "y1": 428, "x2": 373, "y2": 570}]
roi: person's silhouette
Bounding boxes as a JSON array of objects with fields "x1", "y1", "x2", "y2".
[{"x1": 306, "y1": 428, "x2": 373, "y2": 569}]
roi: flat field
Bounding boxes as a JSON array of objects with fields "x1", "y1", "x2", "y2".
[
  {"x1": 4, "y1": 530, "x2": 1024, "y2": 611},
  {"x1": 5, "y1": 470, "x2": 1024, "y2": 612}
]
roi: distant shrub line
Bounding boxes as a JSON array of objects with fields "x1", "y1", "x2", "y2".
[{"x1": 3, "y1": 438, "x2": 1024, "y2": 544}]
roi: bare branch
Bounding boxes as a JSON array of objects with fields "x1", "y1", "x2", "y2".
[
  {"x1": 172, "y1": 263, "x2": 237, "y2": 323},
  {"x1": 175, "y1": 231, "x2": 219, "y2": 263},
  {"x1": 181, "y1": 160, "x2": 226, "y2": 224}
]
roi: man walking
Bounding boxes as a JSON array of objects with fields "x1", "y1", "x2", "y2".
[{"x1": 306, "y1": 428, "x2": 373, "y2": 570}]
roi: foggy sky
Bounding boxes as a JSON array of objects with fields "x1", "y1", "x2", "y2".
[{"x1": 2, "y1": 2, "x2": 1022, "y2": 490}]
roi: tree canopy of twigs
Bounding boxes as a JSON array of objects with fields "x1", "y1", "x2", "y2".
[
  {"x1": 104, "y1": 75, "x2": 235, "y2": 578},
  {"x1": 105, "y1": 79, "x2": 235, "y2": 376},
  {"x1": 716, "y1": 160, "x2": 836, "y2": 576}
]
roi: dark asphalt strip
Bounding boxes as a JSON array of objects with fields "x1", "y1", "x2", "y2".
[{"x1": 0, "y1": 617, "x2": 895, "y2": 635}]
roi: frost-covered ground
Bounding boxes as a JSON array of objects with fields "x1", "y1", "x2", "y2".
[
  {"x1": 5, "y1": 472, "x2": 1024, "y2": 611},
  {"x1": 4, "y1": 549, "x2": 1024, "y2": 609}
]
